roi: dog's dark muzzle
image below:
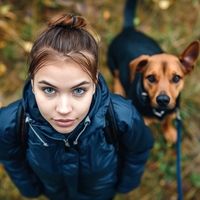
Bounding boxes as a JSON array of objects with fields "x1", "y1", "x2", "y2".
[{"x1": 156, "y1": 95, "x2": 170, "y2": 107}]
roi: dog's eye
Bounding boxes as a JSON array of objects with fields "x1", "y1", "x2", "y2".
[
  {"x1": 147, "y1": 75, "x2": 156, "y2": 83},
  {"x1": 172, "y1": 75, "x2": 180, "y2": 83}
]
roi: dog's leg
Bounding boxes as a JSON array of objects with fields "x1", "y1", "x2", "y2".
[
  {"x1": 113, "y1": 70, "x2": 126, "y2": 97},
  {"x1": 143, "y1": 116, "x2": 163, "y2": 126},
  {"x1": 161, "y1": 113, "x2": 177, "y2": 143},
  {"x1": 143, "y1": 117, "x2": 155, "y2": 126}
]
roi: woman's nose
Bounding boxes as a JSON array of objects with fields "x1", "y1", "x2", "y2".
[{"x1": 56, "y1": 96, "x2": 72, "y2": 114}]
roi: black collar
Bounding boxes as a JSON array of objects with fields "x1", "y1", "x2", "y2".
[
  {"x1": 136, "y1": 74, "x2": 150, "y2": 107},
  {"x1": 135, "y1": 74, "x2": 179, "y2": 119}
]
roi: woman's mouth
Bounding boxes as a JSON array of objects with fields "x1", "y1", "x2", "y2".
[{"x1": 53, "y1": 119, "x2": 75, "y2": 127}]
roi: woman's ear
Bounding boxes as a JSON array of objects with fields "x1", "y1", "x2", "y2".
[
  {"x1": 93, "y1": 71, "x2": 99, "y2": 94},
  {"x1": 31, "y1": 79, "x2": 34, "y2": 94},
  {"x1": 93, "y1": 84, "x2": 96, "y2": 94},
  {"x1": 96, "y1": 71, "x2": 99, "y2": 80},
  {"x1": 96, "y1": 71, "x2": 99, "y2": 84}
]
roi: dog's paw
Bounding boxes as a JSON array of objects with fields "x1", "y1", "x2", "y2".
[{"x1": 163, "y1": 126, "x2": 177, "y2": 143}]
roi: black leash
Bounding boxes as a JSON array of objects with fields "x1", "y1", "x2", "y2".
[
  {"x1": 151, "y1": 104, "x2": 183, "y2": 199},
  {"x1": 176, "y1": 108, "x2": 183, "y2": 200}
]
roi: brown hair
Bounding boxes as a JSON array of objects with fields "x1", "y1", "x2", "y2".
[{"x1": 28, "y1": 13, "x2": 99, "y2": 84}]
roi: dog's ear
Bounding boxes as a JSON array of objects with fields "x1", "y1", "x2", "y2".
[
  {"x1": 179, "y1": 40, "x2": 200, "y2": 74},
  {"x1": 129, "y1": 55, "x2": 150, "y2": 82}
]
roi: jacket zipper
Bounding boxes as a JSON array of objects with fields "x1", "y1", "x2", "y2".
[
  {"x1": 63, "y1": 116, "x2": 90, "y2": 147},
  {"x1": 26, "y1": 116, "x2": 91, "y2": 148},
  {"x1": 63, "y1": 139, "x2": 70, "y2": 147},
  {"x1": 73, "y1": 116, "x2": 90, "y2": 145},
  {"x1": 28, "y1": 122, "x2": 49, "y2": 147}
]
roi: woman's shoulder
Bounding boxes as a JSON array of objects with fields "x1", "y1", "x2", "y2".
[
  {"x1": 0, "y1": 99, "x2": 21, "y2": 133},
  {"x1": 110, "y1": 93, "x2": 144, "y2": 131},
  {"x1": 110, "y1": 93, "x2": 142, "y2": 118}
]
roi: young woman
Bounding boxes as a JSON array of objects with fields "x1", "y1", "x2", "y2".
[{"x1": 0, "y1": 13, "x2": 154, "y2": 200}]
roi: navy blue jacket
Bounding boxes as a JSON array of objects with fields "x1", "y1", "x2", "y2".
[{"x1": 0, "y1": 74, "x2": 154, "y2": 200}]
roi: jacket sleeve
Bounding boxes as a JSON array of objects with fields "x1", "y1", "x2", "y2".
[
  {"x1": 113, "y1": 97, "x2": 154, "y2": 193},
  {"x1": 0, "y1": 101, "x2": 44, "y2": 198}
]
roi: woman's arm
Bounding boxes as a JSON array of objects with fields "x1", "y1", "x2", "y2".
[
  {"x1": 111, "y1": 96, "x2": 154, "y2": 193},
  {"x1": 0, "y1": 101, "x2": 44, "y2": 198}
]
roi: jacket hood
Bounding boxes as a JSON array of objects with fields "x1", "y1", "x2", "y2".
[{"x1": 22, "y1": 73, "x2": 110, "y2": 141}]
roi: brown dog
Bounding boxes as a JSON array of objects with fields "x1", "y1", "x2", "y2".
[
  {"x1": 112, "y1": 41, "x2": 200, "y2": 143},
  {"x1": 107, "y1": 0, "x2": 200, "y2": 143}
]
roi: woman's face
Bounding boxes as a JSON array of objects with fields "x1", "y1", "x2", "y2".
[{"x1": 31, "y1": 62, "x2": 96, "y2": 134}]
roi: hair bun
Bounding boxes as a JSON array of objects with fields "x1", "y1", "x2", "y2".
[{"x1": 47, "y1": 13, "x2": 87, "y2": 30}]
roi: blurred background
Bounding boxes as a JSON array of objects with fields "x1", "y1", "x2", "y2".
[{"x1": 0, "y1": 0, "x2": 200, "y2": 199}]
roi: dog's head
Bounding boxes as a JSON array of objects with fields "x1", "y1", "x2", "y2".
[{"x1": 129, "y1": 40, "x2": 200, "y2": 110}]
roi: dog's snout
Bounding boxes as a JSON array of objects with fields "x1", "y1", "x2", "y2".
[{"x1": 156, "y1": 95, "x2": 170, "y2": 107}]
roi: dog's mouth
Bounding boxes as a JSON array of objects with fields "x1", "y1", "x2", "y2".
[
  {"x1": 154, "y1": 106, "x2": 170, "y2": 110},
  {"x1": 151, "y1": 100, "x2": 176, "y2": 111}
]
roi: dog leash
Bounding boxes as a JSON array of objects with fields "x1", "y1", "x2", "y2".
[{"x1": 176, "y1": 108, "x2": 183, "y2": 200}]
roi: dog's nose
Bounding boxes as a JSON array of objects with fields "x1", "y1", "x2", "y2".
[{"x1": 156, "y1": 95, "x2": 170, "y2": 107}]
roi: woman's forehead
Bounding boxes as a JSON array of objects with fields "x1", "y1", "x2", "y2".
[{"x1": 33, "y1": 62, "x2": 94, "y2": 87}]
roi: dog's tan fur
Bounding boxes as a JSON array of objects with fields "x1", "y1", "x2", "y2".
[{"x1": 113, "y1": 41, "x2": 200, "y2": 143}]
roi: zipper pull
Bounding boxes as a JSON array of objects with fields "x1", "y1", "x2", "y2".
[{"x1": 63, "y1": 139, "x2": 70, "y2": 152}]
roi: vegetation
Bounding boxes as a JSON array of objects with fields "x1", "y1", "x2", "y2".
[{"x1": 0, "y1": 0, "x2": 200, "y2": 199}]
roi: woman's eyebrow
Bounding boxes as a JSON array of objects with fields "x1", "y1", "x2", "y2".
[
  {"x1": 71, "y1": 81, "x2": 90, "y2": 89},
  {"x1": 38, "y1": 80, "x2": 56, "y2": 88},
  {"x1": 38, "y1": 80, "x2": 90, "y2": 88}
]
